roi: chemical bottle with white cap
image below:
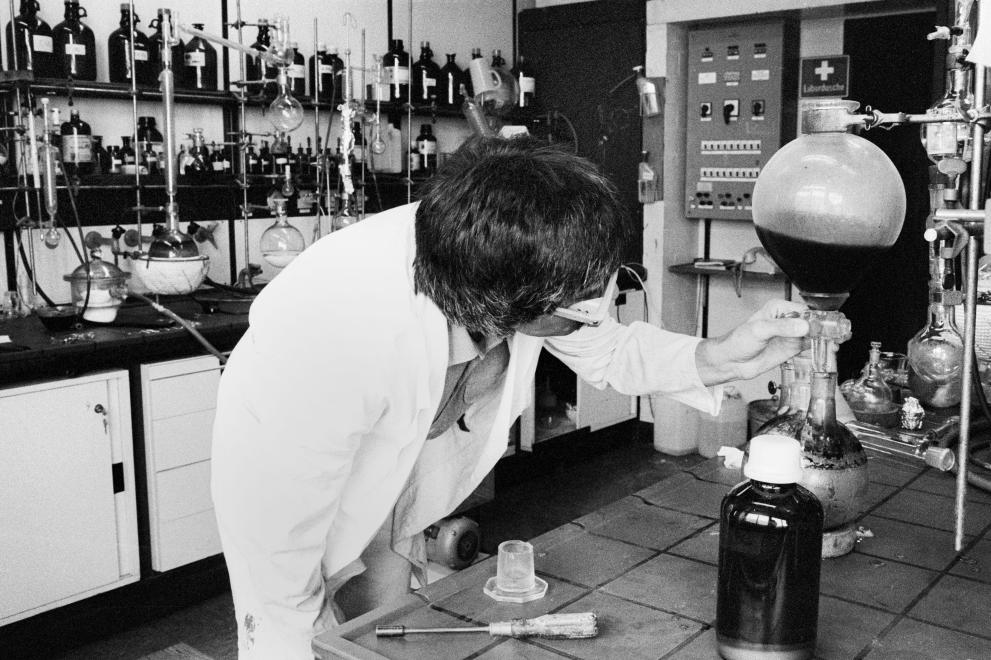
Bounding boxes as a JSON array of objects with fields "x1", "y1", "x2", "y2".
[{"x1": 716, "y1": 434, "x2": 823, "y2": 660}]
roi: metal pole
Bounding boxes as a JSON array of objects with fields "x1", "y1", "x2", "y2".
[
  {"x1": 128, "y1": 0, "x2": 143, "y2": 245},
  {"x1": 236, "y1": 0, "x2": 251, "y2": 286},
  {"x1": 956, "y1": 58, "x2": 985, "y2": 551}
]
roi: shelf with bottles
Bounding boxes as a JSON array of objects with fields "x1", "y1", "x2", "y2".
[{"x1": 0, "y1": 75, "x2": 239, "y2": 106}]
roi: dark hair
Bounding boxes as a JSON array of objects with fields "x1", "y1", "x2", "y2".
[{"x1": 413, "y1": 135, "x2": 631, "y2": 336}]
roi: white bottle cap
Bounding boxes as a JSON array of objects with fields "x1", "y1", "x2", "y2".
[{"x1": 744, "y1": 434, "x2": 804, "y2": 484}]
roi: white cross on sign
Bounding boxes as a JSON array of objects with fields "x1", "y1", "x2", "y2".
[{"x1": 814, "y1": 60, "x2": 835, "y2": 81}]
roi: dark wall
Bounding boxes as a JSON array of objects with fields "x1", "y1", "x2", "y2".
[
  {"x1": 518, "y1": 0, "x2": 645, "y2": 263},
  {"x1": 838, "y1": 11, "x2": 937, "y2": 380}
]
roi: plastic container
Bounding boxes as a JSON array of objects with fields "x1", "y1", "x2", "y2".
[
  {"x1": 649, "y1": 395, "x2": 699, "y2": 456},
  {"x1": 717, "y1": 434, "x2": 823, "y2": 660},
  {"x1": 698, "y1": 387, "x2": 748, "y2": 458}
]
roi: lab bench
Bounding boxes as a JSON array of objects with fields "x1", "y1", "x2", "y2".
[{"x1": 313, "y1": 453, "x2": 991, "y2": 659}]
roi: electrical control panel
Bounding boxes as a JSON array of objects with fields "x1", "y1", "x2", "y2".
[{"x1": 685, "y1": 20, "x2": 798, "y2": 220}]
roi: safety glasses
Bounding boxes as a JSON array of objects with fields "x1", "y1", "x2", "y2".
[{"x1": 551, "y1": 270, "x2": 619, "y2": 327}]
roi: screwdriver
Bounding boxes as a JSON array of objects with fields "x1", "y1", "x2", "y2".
[{"x1": 375, "y1": 612, "x2": 598, "y2": 639}]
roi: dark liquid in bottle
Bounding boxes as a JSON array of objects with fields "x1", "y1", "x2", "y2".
[
  {"x1": 717, "y1": 481, "x2": 822, "y2": 660},
  {"x1": 755, "y1": 227, "x2": 890, "y2": 309}
]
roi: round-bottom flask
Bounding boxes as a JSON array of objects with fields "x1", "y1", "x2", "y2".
[
  {"x1": 908, "y1": 289, "x2": 963, "y2": 408},
  {"x1": 260, "y1": 200, "x2": 305, "y2": 268}
]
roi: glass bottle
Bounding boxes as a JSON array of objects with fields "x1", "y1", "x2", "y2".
[
  {"x1": 119, "y1": 135, "x2": 136, "y2": 175},
  {"x1": 175, "y1": 144, "x2": 191, "y2": 175},
  {"x1": 383, "y1": 39, "x2": 410, "y2": 103},
  {"x1": 840, "y1": 341, "x2": 895, "y2": 415},
  {"x1": 107, "y1": 4, "x2": 152, "y2": 86},
  {"x1": 752, "y1": 99, "x2": 906, "y2": 311},
  {"x1": 718, "y1": 434, "x2": 822, "y2": 660},
  {"x1": 6, "y1": 0, "x2": 55, "y2": 76},
  {"x1": 328, "y1": 48, "x2": 345, "y2": 103},
  {"x1": 310, "y1": 43, "x2": 330, "y2": 103},
  {"x1": 908, "y1": 286, "x2": 964, "y2": 408},
  {"x1": 136, "y1": 116, "x2": 163, "y2": 165},
  {"x1": 513, "y1": 55, "x2": 535, "y2": 108},
  {"x1": 438, "y1": 53, "x2": 464, "y2": 108},
  {"x1": 60, "y1": 108, "x2": 92, "y2": 178},
  {"x1": 90, "y1": 135, "x2": 106, "y2": 175},
  {"x1": 186, "y1": 128, "x2": 210, "y2": 180},
  {"x1": 260, "y1": 197, "x2": 304, "y2": 267},
  {"x1": 491, "y1": 48, "x2": 506, "y2": 69},
  {"x1": 142, "y1": 138, "x2": 158, "y2": 175},
  {"x1": 416, "y1": 124, "x2": 437, "y2": 173},
  {"x1": 148, "y1": 9, "x2": 184, "y2": 87},
  {"x1": 182, "y1": 22, "x2": 217, "y2": 91},
  {"x1": 108, "y1": 144, "x2": 122, "y2": 174},
  {"x1": 53, "y1": 0, "x2": 95, "y2": 80},
  {"x1": 246, "y1": 19, "x2": 275, "y2": 85},
  {"x1": 288, "y1": 41, "x2": 306, "y2": 97},
  {"x1": 411, "y1": 41, "x2": 439, "y2": 104},
  {"x1": 245, "y1": 142, "x2": 260, "y2": 175},
  {"x1": 637, "y1": 150, "x2": 657, "y2": 204},
  {"x1": 209, "y1": 142, "x2": 225, "y2": 173}
]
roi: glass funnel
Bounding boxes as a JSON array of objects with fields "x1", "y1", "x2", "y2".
[
  {"x1": 260, "y1": 197, "x2": 305, "y2": 267},
  {"x1": 752, "y1": 99, "x2": 906, "y2": 310},
  {"x1": 908, "y1": 287, "x2": 964, "y2": 408}
]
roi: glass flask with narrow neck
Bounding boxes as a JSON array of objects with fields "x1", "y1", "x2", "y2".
[
  {"x1": 908, "y1": 286, "x2": 964, "y2": 408},
  {"x1": 798, "y1": 370, "x2": 869, "y2": 535},
  {"x1": 921, "y1": 52, "x2": 974, "y2": 165},
  {"x1": 841, "y1": 341, "x2": 896, "y2": 417},
  {"x1": 261, "y1": 199, "x2": 305, "y2": 267},
  {"x1": 752, "y1": 99, "x2": 906, "y2": 311}
]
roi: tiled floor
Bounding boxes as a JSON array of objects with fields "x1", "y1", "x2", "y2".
[
  {"x1": 47, "y1": 425, "x2": 700, "y2": 660},
  {"x1": 316, "y1": 453, "x2": 991, "y2": 660}
]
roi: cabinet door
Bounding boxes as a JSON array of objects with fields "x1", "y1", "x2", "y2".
[
  {"x1": 0, "y1": 372, "x2": 138, "y2": 623},
  {"x1": 141, "y1": 355, "x2": 223, "y2": 572}
]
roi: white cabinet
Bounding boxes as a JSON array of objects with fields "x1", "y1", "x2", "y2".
[
  {"x1": 140, "y1": 355, "x2": 223, "y2": 572},
  {"x1": 0, "y1": 371, "x2": 139, "y2": 625},
  {"x1": 520, "y1": 288, "x2": 646, "y2": 451}
]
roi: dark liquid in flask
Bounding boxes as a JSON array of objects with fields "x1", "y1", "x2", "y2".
[
  {"x1": 717, "y1": 481, "x2": 822, "y2": 660},
  {"x1": 755, "y1": 227, "x2": 889, "y2": 308}
]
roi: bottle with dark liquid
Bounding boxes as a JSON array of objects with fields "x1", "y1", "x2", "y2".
[
  {"x1": 136, "y1": 115, "x2": 163, "y2": 165},
  {"x1": 246, "y1": 19, "x2": 276, "y2": 85},
  {"x1": 717, "y1": 434, "x2": 823, "y2": 660},
  {"x1": 491, "y1": 48, "x2": 505, "y2": 69},
  {"x1": 245, "y1": 142, "x2": 260, "y2": 175},
  {"x1": 182, "y1": 22, "x2": 217, "y2": 91},
  {"x1": 6, "y1": 0, "x2": 55, "y2": 76},
  {"x1": 91, "y1": 135, "x2": 107, "y2": 174},
  {"x1": 411, "y1": 41, "x2": 439, "y2": 104},
  {"x1": 107, "y1": 3, "x2": 153, "y2": 86},
  {"x1": 383, "y1": 39, "x2": 410, "y2": 103},
  {"x1": 53, "y1": 0, "x2": 95, "y2": 80},
  {"x1": 186, "y1": 128, "x2": 210, "y2": 180},
  {"x1": 416, "y1": 124, "x2": 437, "y2": 174},
  {"x1": 437, "y1": 53, "x2": 464, "y2": 108},
  {"x1": 287, "y1": 41, "x2": 306, "y2": 98},
  {"x1": 119, "y1": 135, "x2": 136, "y2": 175},
  {"x1": 60, "y1": 108, "x2": 92, "y2": 178},
  {"x1": 148, "y1": 10, "x2": 184, "y2": 87}
]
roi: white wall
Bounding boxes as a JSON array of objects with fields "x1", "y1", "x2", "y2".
[{"x1": 3, "y1": 1, "x2": 512, "y2": 304}]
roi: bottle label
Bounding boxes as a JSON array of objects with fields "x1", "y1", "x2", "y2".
[
  {"x1": 418, "y1": 140, "x2": 436, "y2": 155},
  {"x1": 421, "y1": 73, "x2": 436, "y2": 99},
  {"x1": 211, "y1": 160, "x2": 224, "y2": 172},
  {"x1": 519, "y1": 75, "x2": 535, "y2": 94},
  {"x1": 133, "y1": 48, "x2": 149, "y2": 62},
  {"x1": 110, "y1": 156, "x2": 122, "y2": 173},
  {"x1": 289, "y1": 64, "x2": 305, "y2": 79},
  {"x1": 386, "y1": 65, "x2": 410, "y2": 85},
  {"x1": 62, "y1": 135, "x2": 93, "y2": 163},
  {"x1": 409, "y1": 152, "x2": 420, "y2": 171},
  {"x1": 319, "y1": 63, "x2": 334, "y2": 75},
  {"x1": 185, "y1": 51, "x2": 206, "y2": 67},
  {"x1": 64, "y1": 42, "x2": 87, "y2": 56},
  {"x1": 33, "y1": 35, "x2": 53, "y2": 53},
  {"x1": 275, "y1": 156, "x2": 288, "y2": 165},
  {"x1": 447, "y1": 72, "x2": 457, "y2": 104}
]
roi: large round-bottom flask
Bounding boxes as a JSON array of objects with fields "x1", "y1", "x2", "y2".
[{"x1": 907, "y1": 289, "x2": 963, "y2": 408}]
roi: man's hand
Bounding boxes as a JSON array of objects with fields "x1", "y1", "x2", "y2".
[{"x1": 695, "y1": 300, "x2": 809, "y2": 386}]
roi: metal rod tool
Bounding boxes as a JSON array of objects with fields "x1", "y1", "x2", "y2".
[{"x1": 375, "y1": 612, "x2": 598, "y2": 639}]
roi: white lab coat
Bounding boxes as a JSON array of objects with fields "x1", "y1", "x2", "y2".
[{"x1": 211, "y1": 202, "x2": 720, "y2": 658}]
